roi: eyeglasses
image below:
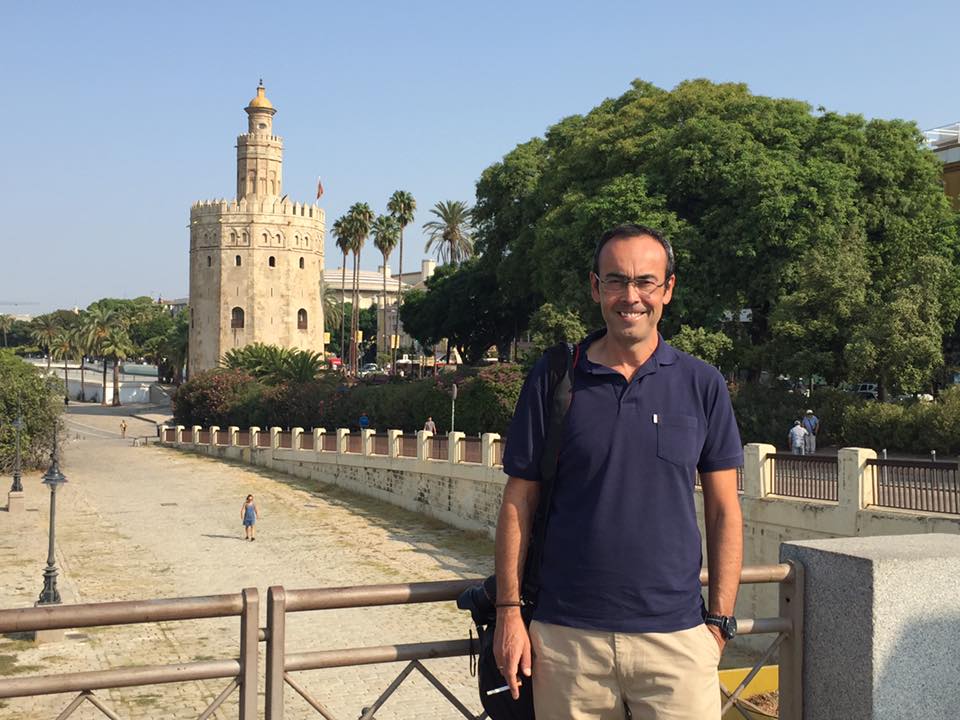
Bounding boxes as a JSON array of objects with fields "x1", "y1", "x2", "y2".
[{"x1": 595, "y1": 274, "x2": 669, "y2": 297}]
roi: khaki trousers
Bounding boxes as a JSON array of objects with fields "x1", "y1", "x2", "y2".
[{"x1": 530, "y1": 620, "x2": 721, "y2": 720}]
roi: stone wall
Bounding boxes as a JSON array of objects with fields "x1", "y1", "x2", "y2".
[{"x1": 161, "y1": 427, "x2": 960, "y2": 639}]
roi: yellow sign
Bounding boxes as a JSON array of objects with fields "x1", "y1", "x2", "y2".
[
  {"x1": 355, "y1": 331, "x2": 363, "y2": 342},
  {"x1": 391, "y1": 334, "x2": 400, "y2": 349},
  {"x1": 323, "y1": 332, "x2": 331, "y2": 344}
]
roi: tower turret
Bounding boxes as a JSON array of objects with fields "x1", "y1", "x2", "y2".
[{"x1": 236, "y1": 81, "x2": 283, "y2": 199}]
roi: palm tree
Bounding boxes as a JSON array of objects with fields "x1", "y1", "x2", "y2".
[
  {"x1": 0, "y1": 314, "x2": 13, "y2": 347},
  {"x1": 387, "y1": 190, "x2": 416, "y2": 367},
  {"x1": 30, "y1": 315, "x2": 61, "y2": 370},
  {"x1": 50, "y1": 330, "x2": 77, "y2": 400},
  {"x1": 424, "y1": 200, "x2": 474, "y2": 265},
  {"x1": 83, "y1": 306, "x2": 121, "y2": 405},
  {"x1": 331, "y1": 216, "x2": 351, "y2": 366},
  {"x1": 71, "y1": 325, "x2": 91, "y2": 401},
  {"x1": 100, "y1": 327, "x2": 133, "y2": 406},
  {"x1": 321, "y1": 282, "x2": 342, "y2": 337},
  {"x1": 371, "y1": 214, "x2": 400, "y2": 362},
  {"x1": 346, "y1": 202, "x2": 375, "y2": 374},
  {"x1": 162, "y1": 310, "x2": 189, "y2": 385}
]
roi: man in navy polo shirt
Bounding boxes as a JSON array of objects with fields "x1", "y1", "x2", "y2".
[{"x1": 493, "y1": 224, "x2": 743, "y2": 719}]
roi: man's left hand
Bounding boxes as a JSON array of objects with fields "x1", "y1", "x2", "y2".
[{"x1": 706, "y1": 624, "x2": 726, "y2": 653}]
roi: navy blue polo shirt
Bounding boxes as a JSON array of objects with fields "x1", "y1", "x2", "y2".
[{"x1": 502, "y1": 331, "x2": 743, "y2": 633}]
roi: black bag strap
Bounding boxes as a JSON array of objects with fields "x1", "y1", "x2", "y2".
[{"x1": 521, "y1": 341, "x2": 578, "y2": 604}]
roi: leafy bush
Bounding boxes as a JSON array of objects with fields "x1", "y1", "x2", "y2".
[
  {"x1": 172, "y1": 369, "x2": 262, "y2": 427},
  {"x1": 0, "y1": 351, "x2": 62, "y2": 472}
]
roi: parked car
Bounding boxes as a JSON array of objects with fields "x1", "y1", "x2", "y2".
[
  {"x1": 359, "y1": 363, "x2": 381, "y2": 376},
  {"x1": 855, "y1": 382, "x2": 878, "y2": 400}
]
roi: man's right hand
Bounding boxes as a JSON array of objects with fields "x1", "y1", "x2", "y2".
[{"x1": 492, "y1": 607, "x2": 532, "y2": 700}]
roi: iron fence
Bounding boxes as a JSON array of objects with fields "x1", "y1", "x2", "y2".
[
  {"x1": 198, "y1": 430, "x2": 210, "y2": 444},
  {"x1": 322, "y1": 434, "x2": 338, "y2": 452},
  {"x1": 372, "y1": 433, "x2": 389, "y2": 456},
  {"x1": 347, "y1": 434, "x2": 362, "y2": 453},
  {"x1": 399, "y1": 434, "x2": 418, "y2": 458},
  {"x1": 0, "y1": 567, "x2": 803, "y2": 719},
  {"x1": 237, "y1": 431, "x2": 250, "y2": 447},
  {"x1": 0, "y1": 591, "x2": 259, "y2": 719},
  {"x1": 300, "y1": 433, "x2": 314, "y2": 450},
  {"x1": 867, "y1": 458, "x2": 960, "y2": 514},
  {"x1": 430, "y1": 435, "x2": 449, "y2": 461},
  {"x1": 770, "y1": 453, "x2": 838, "y2": 501},
  {"x1": 462, "y1": 437, "x2": 481, "y2": 464}
]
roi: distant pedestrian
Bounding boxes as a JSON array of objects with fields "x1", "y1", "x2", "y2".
[
  {"x1": 241, "y1": 494, "x2": 259, "y2": 541},
  {"x1": 423, "y1": 416, "x2": 437, "y2": 434},
  {"x1": 788, "y1": 420, "x2": 808, "y2": 455},
  {"x1": 120, "y1": 420, "x2": 127, "y2": 439},
  {"x1": 802, "y1": 409, "x2": 820, "y2": 454},
  {"x1": 358, "y1": 412, "x2": 370, "y2": 431}
]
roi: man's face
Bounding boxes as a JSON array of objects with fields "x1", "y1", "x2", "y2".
[{"x1": 591, "y1": 234, "x2": 674, "y2": 347}]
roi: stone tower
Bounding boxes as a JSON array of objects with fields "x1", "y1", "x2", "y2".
[{"x1": 188, "y1": 82, "x2": 326, "y2": 374}]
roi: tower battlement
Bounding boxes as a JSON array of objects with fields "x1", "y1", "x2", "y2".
[
  {"x1": 237, "y1": 132, "x2": 283, "y2": 145},
  {"x1": 191, "y1": 198, "x2": 324, "y2": 221}
]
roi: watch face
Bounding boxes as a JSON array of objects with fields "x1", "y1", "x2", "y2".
[{"x1": 725, "y1": 616, "x2": 737, "y2": 638}]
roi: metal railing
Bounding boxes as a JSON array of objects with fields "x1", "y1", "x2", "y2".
[
  {"x1": 398, "y1": 434, "x2": 418, "y2": 458},
  {"x1": 0, "y1": 565, "x2": 803, "y2": 719},
  {"x1": 0, "y1": 590, "x2": 259, "y2": 719},
  {"x1": 770, "y1": 453, "x2": 838, "y2": 501},
  {"x1": 300, "y1": 433, "x2": 314, "y2": 450},
  {"x1": 867, "y1": 457, "x2": 960, "y2": 514}
]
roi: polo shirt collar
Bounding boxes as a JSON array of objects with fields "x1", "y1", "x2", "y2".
[{"x1": 577, "y1": 329, "x2": 679, "y2": 377}]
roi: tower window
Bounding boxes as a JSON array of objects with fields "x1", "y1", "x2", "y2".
[
  {"x1": 297, "y1": 309, "x2": 308, "y2": 330},
  {"x1": 207, "y1": 256, "x2": 212, "y2": 267},
  {"x1": 231, "y1": 307, "x2": 245, "y2": 329},
  {"x1": 299, "y1": 257, "x2": 304, "y2": 269},
  {"x1": 235, "y1": 255, "x2": 241, "y2": 266},
  {"x1": 268, "y1": 256, "x2": 276, "y2": 267}
]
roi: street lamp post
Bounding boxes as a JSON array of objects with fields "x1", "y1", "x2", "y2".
[
  {"x1": 8, "y1": 414, "x2": 23, "y2": 493},
  {"x1": 37, "y1": 427, "x2": 67, "y2": 606}
]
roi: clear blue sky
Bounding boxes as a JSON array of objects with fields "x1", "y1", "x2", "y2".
[{"x1": 1, "y1": 0, "x2": 954, "y2": 315}]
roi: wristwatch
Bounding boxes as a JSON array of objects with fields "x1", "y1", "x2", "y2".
[{"x1": 704, "y1": 614, "x2": 737, "y2": 640}]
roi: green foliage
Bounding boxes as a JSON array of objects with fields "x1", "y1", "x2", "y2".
[
  {"x1": 668, "y1": 326, "x2": 734, "y2": 368},
  {"x1": 221, "y1": 343, "x2": 325, "y2": 384},
  {"x1": 171, "y1": 361, "x2": 527, "y2": 436},
  {"x1": 471, "y1": 77, "x2": 960, "y2": 390},
  {"x1": 172, "y1": 369, "x2": 262, "y2": 428},
  {"x1": 0, "y1": 351, "x2": 62, "y2": 472},
  {"x1": 423, "y1": 200, "x2": 474, "y2": 265},
  {"x1": 527, "y1": 304, "x2": 587, "y2": 355}
]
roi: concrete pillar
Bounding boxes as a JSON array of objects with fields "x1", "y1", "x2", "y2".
[
  {"x1": 361, "y1": 429, "x2": 375, "y2": 456},
  {"x1": 417, "y1": 430, "x2": 433, "y2": 461},
  {"x1": 387, "y1": 429, "x2": 402, "y2": 458},
  {"x1": 249, "y1": 426, "x2": 261, "y2": 448},
  {"x1": 6, "y1": 490, "x2": 24, "y2": 514},
  {"x1": 291, "y1": 427, "x2": 303, "y2": 450},
  {"x1": 742, "y1": 443, "x2": 775, "y2": 498},
  {"x1": 191, "y1": 425, "x2": 202, "y2": 445},
  {"x1": 175, "y1": 425, "x2": 185, "y2": 446},
  {"x1": 781, "y1": 534, "x2": 960, "y2": 720},
  {"x1": 839, "y1": 446, "x2": 876, "y2": 512},
  {"x1": 228, "y1": 426, "x2": 239, "y2": 446},
  {"x1": 313, "y1": 428, "x2": 326, "y2": 452},
  {"x1": 336, "y1": 428, "x2": 349, "y2": 455},
  {"x1": 208, "y1": 426, "x2": 220, "y2": 446},
  {"x1": 270, "y1": 427, "x2": 281, "y2": 450},
  {"x1": 481, "y1": 432, "x2": 500, "y2": 467},
  {"x1": 159, "y1": 424, "x2": 169, "y2": 443},
  {"x1": 448, "y1": 431, "x2": 465, "y2": 464}
]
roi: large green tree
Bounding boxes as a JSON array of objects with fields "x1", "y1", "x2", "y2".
[
  {"x1": 471, "y1": 78, "x2": 959, "y2": 391},
  {"x1": 346, "y1": 202, "x2": 375, "y2": 374},
  {"x1": 371, "y1": 214, "x2": 400, "y2": 362}
]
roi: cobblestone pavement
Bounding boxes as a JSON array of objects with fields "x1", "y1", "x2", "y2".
[{"x1": 0, "y1": 404, "x2": 493, "y2": 719}]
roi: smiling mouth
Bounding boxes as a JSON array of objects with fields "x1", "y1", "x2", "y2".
[{"x1": 617, "y1": 310, "x2": 647, "y2": 319}]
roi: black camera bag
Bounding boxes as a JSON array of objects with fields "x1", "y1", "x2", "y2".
[{"x1": 457, "y1": 342, "x2": 577, "y2": 718}]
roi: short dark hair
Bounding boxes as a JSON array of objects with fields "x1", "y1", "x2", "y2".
[{"x1": 592, "y1": 224, "x2": 675, "y2": 280}]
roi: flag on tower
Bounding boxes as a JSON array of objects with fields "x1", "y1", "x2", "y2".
[{"x1": 316, "y1": 177, "x2": 324, "y2": 199}]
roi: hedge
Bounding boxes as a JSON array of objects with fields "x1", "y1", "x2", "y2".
[{"x1": 0, "y1": 351, "x2": 62, "y2": 472}]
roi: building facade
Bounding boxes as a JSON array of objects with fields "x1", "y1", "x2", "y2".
[{"x1": 188, "y1": 83, "x2": 325, "y2": 373}]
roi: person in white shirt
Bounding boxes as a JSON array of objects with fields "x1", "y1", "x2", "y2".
[{"x1": 788, "y1": 420, "x2": 808, "y2": 455}]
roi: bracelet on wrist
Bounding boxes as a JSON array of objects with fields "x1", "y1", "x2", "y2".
[{"x1": 495, "y1": 601, "x2": 522, "y2": 608}]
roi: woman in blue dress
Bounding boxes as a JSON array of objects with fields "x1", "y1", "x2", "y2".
[{"x1": 241, "y1": 494, "x2": 259, "y2": 541}]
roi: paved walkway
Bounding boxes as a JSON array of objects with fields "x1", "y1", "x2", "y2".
[{"x1": 1, "y1": 404, "x2": 493, "y2": 719}]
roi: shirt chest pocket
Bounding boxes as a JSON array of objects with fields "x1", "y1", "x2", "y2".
[{"x1": 655, "y1": 413, "x2": 700, "y2": 467}]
